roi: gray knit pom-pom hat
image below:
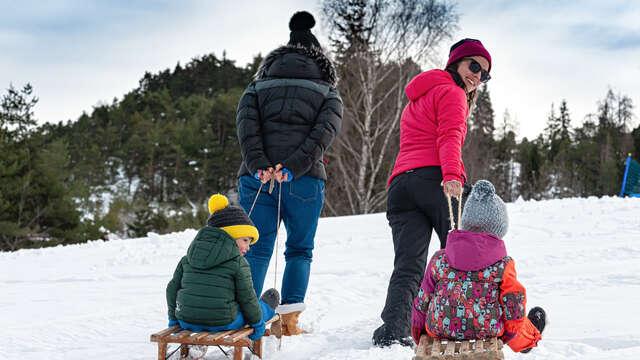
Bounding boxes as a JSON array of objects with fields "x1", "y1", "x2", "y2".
[{"x1": 460, "y1": 180, "x2": 508, "y2": 238}]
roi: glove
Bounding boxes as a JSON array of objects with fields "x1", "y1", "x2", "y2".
[
  {"x1": 412, "y1": 326, "x2": 426, "y2": 345},
  {"x1": 280, "y1": 168, "x2": 293, "y2": 182},
  {"x1": 168, "y1": 318, "x2": 179, "y2": 327},
  {"x1": 411, "y1": 303, "x2": 426, "y2": 345},
  {"x1": 248, "y1": 319, "x2": 266, "y2": 341}
]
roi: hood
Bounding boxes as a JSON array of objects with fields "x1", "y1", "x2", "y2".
[
  {"x1": 186, "y1": 226, "x2": 240, "y2": 270},
  {"x1": 405, "y1": 69, "x2": 457, "y2": 101},
  {"x1": 255, "y1": 45, "x2": 338, "y2": 86},
  {"x1": 445, "y1": 230, "x2": 507, "y2": 271}
]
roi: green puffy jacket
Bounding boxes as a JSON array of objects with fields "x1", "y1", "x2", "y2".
[{"x1": 166, "y1": 226, "x2": 261, "y2": 326}]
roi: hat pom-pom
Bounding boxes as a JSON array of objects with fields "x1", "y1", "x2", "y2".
[
  {"x1": 471, "y1": 180, "x2": 495, "y2": 201},
  {"x1": 289, "y1": 11, "x2": 315, "y2": 31},
  {"x1": 208, "y1": 194, "x2": 229, "y2": 214}
]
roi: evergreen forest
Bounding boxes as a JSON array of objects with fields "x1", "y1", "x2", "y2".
[{"x1": 2, "y1": 1, "x2": 639, "y2": 251}]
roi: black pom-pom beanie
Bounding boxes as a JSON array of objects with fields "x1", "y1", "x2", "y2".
[{"x1": 288, "y1": 11, "x2": 321, "y2": 49}]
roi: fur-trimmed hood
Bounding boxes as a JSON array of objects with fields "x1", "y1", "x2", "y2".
[{"x1": 255, "y1": 45, "x2": 338, "y2": 86}]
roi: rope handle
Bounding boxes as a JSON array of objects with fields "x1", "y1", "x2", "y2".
[
  {"x1": 248, "y1": 182, "x2": 264, "y2": 217},
  {"x1": 446, "y1": 193, "x2": 462, "y2": 231},
  {"x1": 246, "y1": 179, "x2": 282, "y2": 291},
  {"x1": 273, "y1": 181, "x2": 282, "y2": 290},
  {"x1": 248, "y1": 179, "x2": 282, "y2": 289}
]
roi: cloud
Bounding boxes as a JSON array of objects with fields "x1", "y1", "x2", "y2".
[
  {"x1": 450, "y1": 0, "x2": 640, "y2": 139},
  {"x1": 568, "y1": 23, "x2": 640, "y2": 51},
  {"x1": 0, "y1": 0, "x2": 321, "y2": 124},
  {"x1": 0, "y1": 1, "x2": 184, "y2": 35},
  {"x1": 2, "y1": 0, "x2": 638, "y2": 137}
]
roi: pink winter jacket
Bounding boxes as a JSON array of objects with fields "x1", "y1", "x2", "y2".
[{"x1": 388, "y1": 69, "x2": 468, "y2": 185}]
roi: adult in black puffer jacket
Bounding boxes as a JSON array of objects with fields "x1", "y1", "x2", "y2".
[{"x1": 236, "y1": 11, "x2": 343, "y2": 336}]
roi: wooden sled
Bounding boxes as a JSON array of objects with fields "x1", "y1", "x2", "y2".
[
  {"x1": 150, "y1": 314, "x2": 281, "y2": 360},
  {"x1": 413, "y1": 334, "x2": 504, "y2": 360}
]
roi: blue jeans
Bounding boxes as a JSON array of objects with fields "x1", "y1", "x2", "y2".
[
  {"x1": 238, "y1": 175, "x2": 325, "y2": 304},
  {"x1": 178, "y1": 300, "x2": 275, "y2": 332}
]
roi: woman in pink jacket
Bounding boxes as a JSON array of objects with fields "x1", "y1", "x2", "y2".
[{"x1": 373, "y1": 38, "x2": 492, "y2": 347}]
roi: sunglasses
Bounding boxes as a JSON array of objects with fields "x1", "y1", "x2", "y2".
[{"x1": 462, "y1": 57, "x2": 491, "y2": 83}]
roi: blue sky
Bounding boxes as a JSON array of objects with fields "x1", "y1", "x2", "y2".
[{"x1": 1, "y1": 0, "x2": 639, "y2": 139}]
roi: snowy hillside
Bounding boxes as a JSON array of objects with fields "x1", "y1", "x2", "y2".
[{"x1": 3, "y1": 196, "x2": 640, "y2": 360}]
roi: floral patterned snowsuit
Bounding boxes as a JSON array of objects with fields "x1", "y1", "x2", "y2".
[{"x1": 411, "y1": 230, "x2": 542, "y2": 352}]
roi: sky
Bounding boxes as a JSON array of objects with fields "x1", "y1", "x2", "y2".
[{"x1": 1, "y1": 0, "x2": 640, "y2": 139}]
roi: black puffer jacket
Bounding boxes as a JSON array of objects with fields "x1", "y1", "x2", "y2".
[{"x1": 236, "y1": 45, "x2": 343, "y2": 180}]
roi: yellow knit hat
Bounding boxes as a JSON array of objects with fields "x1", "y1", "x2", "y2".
[{"x1": 207, "y1": 194, "x2": 259, "y2": 244}]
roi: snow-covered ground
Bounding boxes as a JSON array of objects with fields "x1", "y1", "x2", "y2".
[{"x1": 3, "y1": 196, "x2": 640, "y2": 359}]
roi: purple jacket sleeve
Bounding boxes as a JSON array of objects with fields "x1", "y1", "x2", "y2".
[{"x1": 411, "y1": 254, "x2": 438, "y2": 331}]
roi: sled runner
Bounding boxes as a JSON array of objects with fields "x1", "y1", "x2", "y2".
[
  {"x1": 413, "y1": 334, "x2": 504, "y2": 360},
  {"x1": 150, "y1": 314, "x2": 282, "y2": 360}
]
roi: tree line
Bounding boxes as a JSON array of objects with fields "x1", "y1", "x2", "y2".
[
  {"x1": 461, "y1": 85, "x2": 638, "y2": 203},
  {"x1": 1, "y1": 53, "x2": 259, "y2": 251},
  {"x1": 2, "y1": 0, "x2": 639, "y2": 251}
]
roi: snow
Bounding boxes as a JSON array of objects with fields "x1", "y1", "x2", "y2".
[{"x1": 2, "y1": 196, "x2": 640, "y2": 359}]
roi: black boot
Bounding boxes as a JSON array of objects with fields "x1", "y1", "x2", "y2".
[
  {"x1": 372, "y1": 323, "x2": 413, "y2": 347},
  {"x1": 521, "y1": 306, "x2": 546, "y2": 354},
  {"x1": 260, "y1": 288, "x2": 280, "y2": 310}
]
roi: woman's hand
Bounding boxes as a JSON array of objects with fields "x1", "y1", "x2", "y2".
[
  {"x1": 257, "y1": 167, "x2": 274, "y2": 184},
  {"x1": 273, "y1": 164, "x2": 290, "y2": 183},
  {"x1": 443, "y1": 180, "x2": 462, "y2": 198}
]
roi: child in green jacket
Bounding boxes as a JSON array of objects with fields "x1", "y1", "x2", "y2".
[{"x1": 166, "y1": 194, "x2": 279, "y2": 340}]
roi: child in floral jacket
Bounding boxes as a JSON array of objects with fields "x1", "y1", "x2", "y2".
[{"x1": 411, "y1": 180, "x2": 545, "y2": 353}]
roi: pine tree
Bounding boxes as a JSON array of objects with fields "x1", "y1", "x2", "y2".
[
  {"x1": 558, "y1": 100, "x2": 572, "y2": 144},
  {"x1": 595, "y1": 90, "x2": 633, "y2": 195},
  {"x1": 1, "y1": 84, "x2": 88, "y2": 250},
  {"x1": 463, "y1": 84, "x2": 495, "y2": 183},
  {"x1": 493, "y1": 110, "x2": 517, "y2": 201},
  {"x1": 516, "y1": 136, "x2": 546, "y2": 200},
  {"x1": 541, "y1": 100, "x2": 574, "y2": 197},
  {"x1": 633, "y1": 125, "x2": 640, "y2": 158},
  {"x1": 0, "y1": 84, "x2": 38, "y2": 140}
]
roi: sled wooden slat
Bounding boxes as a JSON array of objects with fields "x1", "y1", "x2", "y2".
[
  {"x1": 167, "y1": 329, "x2": 193, "y2": 341},
  {"x1": 415, "y1": 335, "x2": 430, "y2": 357},
  {"x1": 151, "y1": 325, "x2": 181, "y2": 340},
  {"x1": 193, "y1": 331, "x2": 211, "y2": 341},
  {"x1": 459, "y1": 341, "x2": 470, "y2": 353},
  {"x1": 429, "y1": 337, "x2": 441, "y2": 356},
  {"x1": 231, "y1": 328, "x2": 255, "y2": 341},
  {"x1": 150, "y1": 314, "x2": 281, "y2": 360},
  {"x1": 487, "y1": 338, "x2": 496, "y2": 351},
  {"x1": 208, "y1": 328, "x2": 237, "y2": 341},
  {"x1": 413, "y1": 334, "x2": 504, "y2": 360},
  {"x1": 444, "y1": 341, "x2": 455, "y2": 355}
]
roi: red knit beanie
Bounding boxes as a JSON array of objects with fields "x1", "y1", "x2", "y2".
[{"x1": 446, "y1": 38, "x2": 492, "y2": 72}]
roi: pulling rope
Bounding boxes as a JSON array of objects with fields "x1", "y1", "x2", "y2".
[
  {"x1": 247, "y1": 181, "x2": 264, "y2": 217},
  {"x1": 274, "y1": 181, "x2": 282, "y2": 290},
  {"x1": 246, "y1": 178, "x2": 283, "y2": 291},
  {"x1": 446, "y1": 192, "x2": 463, "y2": 231}
]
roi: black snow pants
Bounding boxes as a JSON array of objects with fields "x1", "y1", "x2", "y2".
[{"x1": 379, "y1": 166, "x2": 470, "y2": 335}]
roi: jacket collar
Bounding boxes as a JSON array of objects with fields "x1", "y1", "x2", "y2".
[
  {"x1": 255, "y1": 45, "x2": 338, "y2": 86},
  {"x1": 445, "y1": 230, "x2": 507, "y2": 271}
]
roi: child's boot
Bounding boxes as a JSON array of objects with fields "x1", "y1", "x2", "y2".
[
  {"x1": 521, "y1": 306, "x2": 546, "y2": 353},
  {"x1": 260, "y1": 288, "x2": 280, "y2": 310},
  {"x1": 528, "y1": 306, "x2": 547, "y2": 332},
  {"x1": 276, "y1": 303, "x2": 308, "y2": 335}
]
